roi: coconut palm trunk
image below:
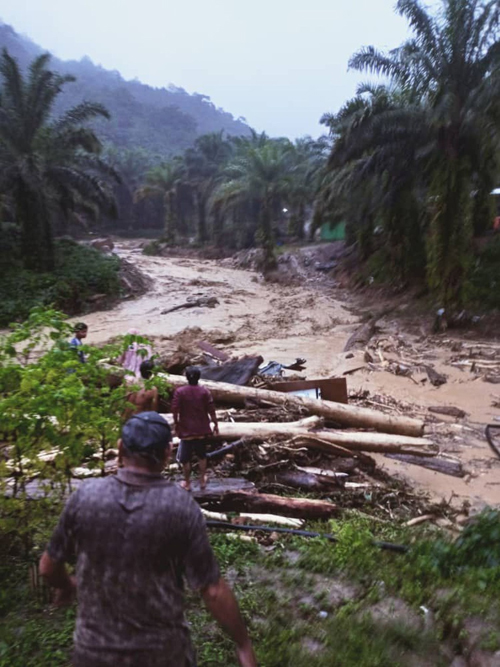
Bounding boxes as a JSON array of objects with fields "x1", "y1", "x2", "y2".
[
  {"x1": 260, "y1": 196, "x2": 277, "y2": 271},
  {"x1": 17, "y1": 183, "x2": 54, "y2": 272}
]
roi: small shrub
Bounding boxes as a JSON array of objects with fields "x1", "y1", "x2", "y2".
[{"x1": 0, "y1": 240, "x2": 121, "y2": 326}]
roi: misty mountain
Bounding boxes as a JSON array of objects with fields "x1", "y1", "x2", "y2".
[{"x1": 0, "y1": 22, "x2": 252, "y2": 156}]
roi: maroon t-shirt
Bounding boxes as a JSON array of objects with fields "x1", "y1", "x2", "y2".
[{"x1": 172, "y1": 385, "x2": 216, "y2": 439}]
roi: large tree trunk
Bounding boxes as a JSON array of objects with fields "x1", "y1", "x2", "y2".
[
  {"x1": 212, "y1": 207, "x2": 224, "y2": 247},
  {"x1": 18, "y1": 185, "x2": 54, "y2": 272},
  {"x1": 260, "y1": 199, "x2": 276, "y2": 271},
  {"x1": 164, "y1": 191, "x2": 177, "y2": 244},
  {"x1": 164, "y1": 375, "x2": 425, "y2": 437},
  {"x1": 196, "y1": 190, "x2": 207, "y2": 244},
  {"x1": 195, "y1": 489, "x2": 337, "y2": 519},
  {"x1": 212, "y1": 420, "x2": 433, "y2": 455}
]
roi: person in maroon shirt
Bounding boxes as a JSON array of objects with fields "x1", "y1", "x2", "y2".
[{"x1": 172, "y1": 367, "x2": 219, "y2": 491}]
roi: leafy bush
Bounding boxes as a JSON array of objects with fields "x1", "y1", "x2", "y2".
[{"x1": 0, "y1": 240, "x2": 121, "y2": 326}]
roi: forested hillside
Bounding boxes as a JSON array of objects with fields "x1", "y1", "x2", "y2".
[{"x1": 0, "y1": 22, "x2": 251, "y2": 156}]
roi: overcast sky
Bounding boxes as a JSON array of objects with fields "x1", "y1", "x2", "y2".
[{"x1": 0, "y1": 0, "x2": 411, "y2": 138}]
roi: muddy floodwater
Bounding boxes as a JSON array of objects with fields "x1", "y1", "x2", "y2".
[{"x1": 82, "y1": 241, "x2": 500, "y2": 511}]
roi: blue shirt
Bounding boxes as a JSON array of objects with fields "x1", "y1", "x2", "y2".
[{"x1": 70, "y1": 337, "x2": 86, "y2": 363}]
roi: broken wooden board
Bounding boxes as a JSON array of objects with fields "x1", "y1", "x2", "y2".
[
  {"x1": 198, "y1": 341, "x2": 230, "y2": 362},
  {"x1": 270, "y1": 377, "x2": 348, "y2": 404}
]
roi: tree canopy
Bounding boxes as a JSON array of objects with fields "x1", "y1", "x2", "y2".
[{"x1": 0, "y1": 50, "x2": 117, "y2": 271}]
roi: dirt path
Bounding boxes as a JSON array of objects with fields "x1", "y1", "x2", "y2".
[{"x1": 82, "y1": 241, "x2": 500, "y2": 511}]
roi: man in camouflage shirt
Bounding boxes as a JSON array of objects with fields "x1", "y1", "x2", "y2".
[{"x1": 39, "y1": 412, "x2": 256, "y2": 667}]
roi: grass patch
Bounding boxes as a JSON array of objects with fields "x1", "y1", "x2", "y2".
[{"x1": 2, "y1": 510, "x2": 500, "y2": 665}]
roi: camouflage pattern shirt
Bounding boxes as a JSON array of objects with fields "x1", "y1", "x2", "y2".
[{"x1": 47, "y1": 469, "x2": 220, "y2": 666}]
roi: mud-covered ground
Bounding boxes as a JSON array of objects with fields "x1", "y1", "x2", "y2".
[{"x1": 80, "y1": 240, "x2": 500, "y2": 512}]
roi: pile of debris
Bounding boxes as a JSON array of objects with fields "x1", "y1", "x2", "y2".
[
  {"x1": 446, "y1": 339, "x2": 500, "y2": 385},
  {"x1": 150, "y1": 335, "x2": 468, "y2": 525}
]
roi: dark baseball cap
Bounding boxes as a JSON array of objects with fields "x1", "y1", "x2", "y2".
[{"x1": 121, "y1": 412, "x2": 171, "y2": 457}]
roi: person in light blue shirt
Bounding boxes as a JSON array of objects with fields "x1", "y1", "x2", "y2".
[{"x1": 70, "y1": 322, "x2": 88, "y2": 363}]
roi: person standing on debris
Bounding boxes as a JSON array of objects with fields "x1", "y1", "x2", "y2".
[
  {"x1": 70, "y1": 322, "x2": 88, "y2": 363},
  {"x1": 124, "y1": 360, "x2": 159, "y2": 418},
  {"x1": 173, "y1": 366, "x2": 219, "y2": 491},
  {"x1": 39, "y1": 411, "x2": 257, "y2": 667}
]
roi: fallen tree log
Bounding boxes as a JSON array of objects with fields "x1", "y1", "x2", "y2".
[
  {"x1": 289, "y1": 437, "x2": 376, "y2": 467},
  {"x1": 273, "y1": 470, "x2": 343, "y2": 493},
  {"x1": 344, "y1": 317, "x2": 378, "y2": 351},
  {"x1": 161, "y1": 296, "x2": 219, "y2": 315},
  {"x1": 385, "y1": 453, "x2": 464, "y2": 477},
  {"x1": 194, "y1": 489, "x2": 338, "y2": 519},
  {"x1": 212, "y1": 420, "x2": 436, "y2": 455},
  {"x1": 163, "y1": 374, "x2": 425, "y2": 437}
]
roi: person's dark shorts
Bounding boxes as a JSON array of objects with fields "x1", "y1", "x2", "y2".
[{"x1": 176, "y1": 438, "x2": 207, "y2": 464}]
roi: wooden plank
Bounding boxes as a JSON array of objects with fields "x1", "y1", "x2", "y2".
[
  {"x1": 264, "y1": 378, "x2": 348, "y2": 404},
  {"x1": 198, "y1": 341, "x2": 230, "y2": 362}
]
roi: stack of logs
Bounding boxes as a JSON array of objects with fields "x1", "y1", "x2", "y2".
[{"x1": 163, "y1": 375, "x2": 438, "y2": 521}]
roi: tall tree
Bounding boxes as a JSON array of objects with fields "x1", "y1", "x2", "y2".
[
  {"x1": 0, "y1": 50, "x2": 116, "y2": 271},
  {"x1": 182, "y1": 131, "x2": 233, "y2": 244},
  {"x1": 346, "y1": 0, "x2": 500, "y2": 304},
  {"x1": 134, "y1": 160, "x2": 184, "y2": 243},
  {"x1": 213, "y1": 140, "x2": 293, "y2": 269}
]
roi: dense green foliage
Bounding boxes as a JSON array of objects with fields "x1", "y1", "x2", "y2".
[
  {"x1": 0, "y1": 310, "x2": 172, "y2": 665},
  {"x1": 0, "y1": 238, "x2": 121, "y2": 326},
  {"x1": 318, "y1": 0, "x2": 500, "y2": 306},
  {"x1": 135, "y1": 131, "x2": 328, "y2": 265},
  {"x1": 0, "y1": 49, "x2": 119, "y2": 272}
]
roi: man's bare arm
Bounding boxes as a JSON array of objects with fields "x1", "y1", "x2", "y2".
[
  {"x1": 206, "y1": 391, "x2": 219, "y2": 435},
  {"x1": 39, "y1": 551, "x2": 76, "y2": 606},
  {"x1": 202, "y1": 577, "x2": 257, "y2": 667},
  {"x1": 151, "y1": 386, "x2": 159, "y2": 412}
]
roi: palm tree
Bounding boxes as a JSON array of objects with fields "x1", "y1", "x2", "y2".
[
  {"x1": 347, "y1": 0, "x2": 500, "y2": 304},
  {"x1": 319, "y1": 84, "x2": 429, "y2": 274},
  {"x1": 0, "y1": 50, "x2": 116, "y2": 271},
  {"x1": 134, "y1": 161, "x2": 184, "y2": 243},
  {"x1": 182, "y1": 131, "x2": 233, "y2": 244},
  {"x1": 287, "y1": 137, "x2": 328, "y2": 240},
  {"x1": 104, "y1": 146, "x2": 156, "y2": 230},
  {"x1": 213, "y1": 140, "x2": 293, "y2": 269}
]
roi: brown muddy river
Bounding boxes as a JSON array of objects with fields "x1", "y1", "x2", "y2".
[{"x1": 81, "y1": 241, "x2": 500, "y2": 511}]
